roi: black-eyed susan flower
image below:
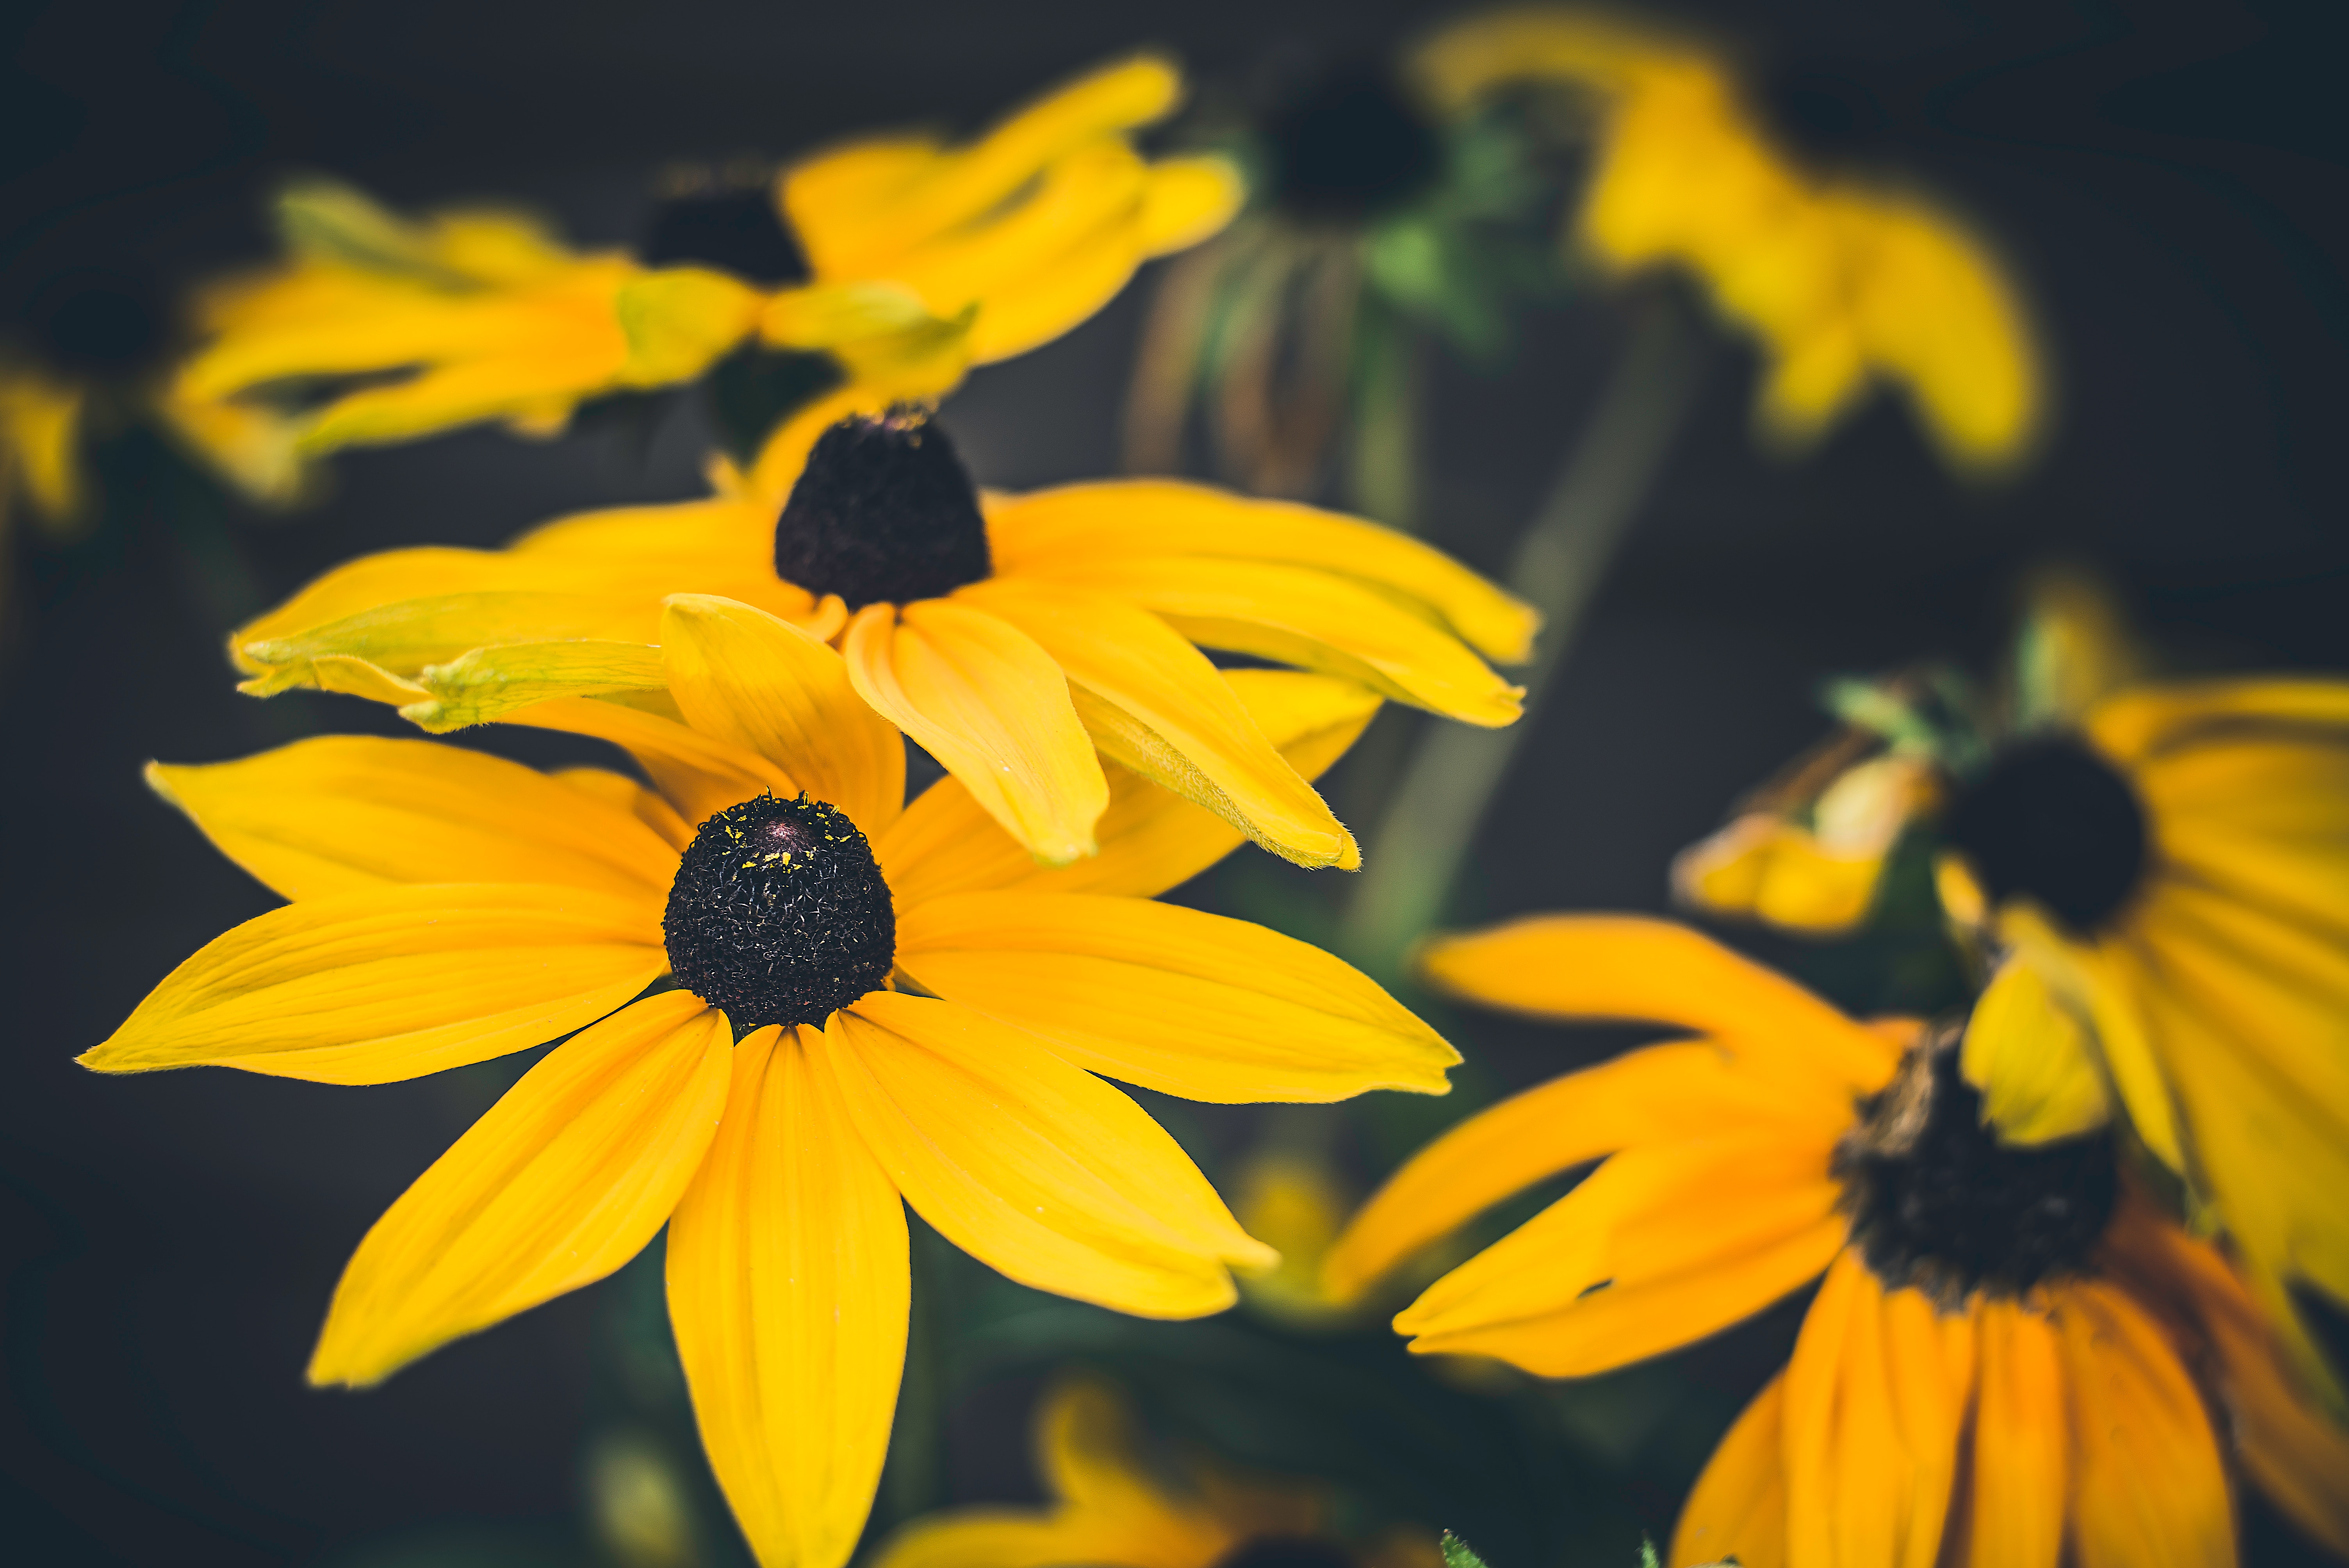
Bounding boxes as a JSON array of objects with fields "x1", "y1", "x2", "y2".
[
  {"x1": 85, "y1": 595, "x2": 1455, "y2": 1568},
  {"x1": 1417, "y1": 7, "x2": 2042, "y2": 470},
  {"x1": 174, "y1": 56, "x2": 1241, "y2": 475},
  {"x1": 222, "y1": 399, "x2": 1534, "y2": 871},
  {"x1": 1323, "y1": 916, "x2": 2349, "y2": 1567},
  {"x1": 870, "y1": 1377, "x2": 1440, "y2": 1568}
]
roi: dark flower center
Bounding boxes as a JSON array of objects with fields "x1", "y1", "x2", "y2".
[
  {"x1": 640, "y1": 169, "x2": 811, "y2": 285},
  {"x1": 773, "y1": 409, "x2": 992, "y2": 609},
  {"x1": 27, "y1": 269, "x2": 166, "y2": 379},
  {"x1": 1943, "y1": 736, "x2": 2149, "y2": 936},
  {"x1": 1210, "y1": 1537, "x2": 1356, "y2": 1568},
  {"x1": 1263, "y1": 63, "x2": 1443, "y2": 223},
  {"x1": 663, "y1": 794, "x2": 895, "y2": 1031},
  {"x1": 1835, "y1": 1028, "x2": 2116, "y2": 1303}
]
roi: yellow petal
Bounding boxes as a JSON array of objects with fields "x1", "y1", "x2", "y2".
[
  {"x1": 878, "y1": 669, "x2": 1379, "y2": 905},
  {"x1": 146, "y1": 736, "x2": 677, "y2": 902},
  {"x1": 1959, "y1": 958, "x2": 2112, "y2": 1143},
  {"x1": 961, "y1": 577, "x2": 1355, "y2": 868},
  {"x1": 0, "y1": 365, "x2": 87, "y2": 522},
  {"x1": 822, "y1": 992, "x2": 1271, "y2": 1316},
  {"x1": 895, "y1": 891, "x2": 1454, "y2": 1103},
  {"x1": 503, "y1": 695, "x2": 788, "y2": 826},
  {"x1": 1325, "y1": 1041, "x2": 1845, "y2": 1304},
  {"x1": 840, "y1": 600, "x2": 1107, "y2": 865},
  {"x1": 307, "y1": 993, "x2": 728, "y2": 1386},
  {"x1": 612, "y1": 266, "x2": 764, "y2": 386},
  {"x1": 988, "y1": 481, "x2": 1538, "y2": 665},
  {"x1": 1137, "y1": 157, "x2": 1246, "y2": 256},
  {"x1": 1391, "y1": 1134, "x2": 1843, "y2": 1374},
  {"x1": 1671, "y1": 814, "x2": 1889, "y2": 934},
  {"x1": 1670, "y1": 1375, "x2": 1788, "y2": 1568},
  {"x1": 2053, "y1": 1281, "x2": 2235, "y2": 1568},
  {"x1": 82, "y1": 883, "x2": 664, "y2": 1083},
  {"x1": 1964, "y1": 1299, "x2": 2066, "y2": 1568},
  {"x1": 667, "y1": 1025, "x2": 910, "y2": 1568},
  {"x1": 661, "y1": 595, "x2": 905, "y2": 835},
  {"x1": 553, "y1": 766, "x2": 695, "y2": 852},
  {"x1": 397, "y1": 640, "x2": 667, "y2": 732},
  {"x1": 1417, "y1": 915, "x2": 1902, "y2": 1092},
  {"x1": 2086, "y1": 677, "x2": 2349, "y2": 763},
  {"x1": 237, "y1": 591, "x2": 663, "y2": 696}
]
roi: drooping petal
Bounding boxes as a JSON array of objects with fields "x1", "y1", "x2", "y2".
[
  {"x1": 841, "y1": 600, "x2": 1107, "y2": 865},
  {"x1": 1390, "y1": 1134, "x2": 1843, "y2": 1375},
  {"x1": 395, "y1": 640, "x2": 667, "y2": 733},
  {"x1": 667, "y1": 1025, "x2": 911, "y2": 1568},
  {"x1": 878, "y1": 670, "x2": 1377, "y2": 905},
  {"x1": 147, "y1": 736, "x2": 677, "y2": 902},
  {"x1": 502, "y1": 695, "x2": 789, "y2": 825},
  {"x1": 1672, "y1": 1375, "x2": 1788, "y2": 1568},
  {"x1": 1031, "y1": 555, "x2": 1524, "y2": 725},
  {"x1": 1963, "y1": 1299, "x2": 2065, "y2": 1568},
  {"x1": 1324, "y1": 1042, "x2": 1843, "y2": 1303},
  {"x1": 83, "y1": 883, "x2": 666, "y2": 1083},
  {"x1": 308, "y1": 994, "x2": 729, "y2": 1386},
  {"x1": 2054, "y1": 1281, "x2": 2235, "y2": 1568},
  {"x1": 1418, "y1": 915, "x2": 1902, "y2": 1093},
  {"x1": 958, "y1": 577, "x2": 1355, "y2": 869},
  {"x1": 235, "y1": 590, "x2": 664, "y2": 697},
  {"x1": 661, "y1": 595, "x2": 905, "y2": 835},
  {"x1": 986, "y1": 481, "x2": 1538, "y2": 665},
  {"x1": 895, "y1": 891, "x2": 1453, "y2": 1103},
  {"x1": 821, "y1": 992, "x2": 1271, "y2": 1316}
]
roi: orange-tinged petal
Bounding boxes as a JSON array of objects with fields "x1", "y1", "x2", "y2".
[
  {"x1": 878, "y1": 670, "x2": 1377, "y2": 905},
  {"x1": 1418, "y1": 915, "x2": 1901, "y2": 1092},
  {"x1": 895, "y1": 891, "x2": 1453, "y2": 1103},
  {"x1": 307, "y1": 994, "x2": 728, "y2": 1385},
  {"x1": 83, "y1": 883, "x2": 665, "y2": 1084},
  {"x1": 2054, "y1": 1281, "x2": 2235, "y2": 1568},
  {"x1": 667, "y1": 1025, "x2": 910, "y2": 1568},
  {"x1": 1325, "y1": 1041, "x2": 1843, "y2": 1303},
  {"x1": 147, "y1": 736, "x2": 677, "y2": 903},
  {"x1": 841, "y1": 600, "x2": 1106, "y2": 865},
  {"x1": 660, "y1": 595, "x2": 905, "y2": 835},
  {"x1": 1392, "y1": 1134, "x2": 1843, "y2": 1374},
  {"x1": 503, "y1": 695, "x2": 788, "y2": 825},
  {"x1": 1673, "y1": 1374, "x2": 1789, "y2": 1568},
  {"x1": 1032, "y1": 554, "x2": 1524, "y2": 725},
  {"x1": 959, "y1": 576, "x2": 1354, "y2": 869},
  {"x1": 2086, "y1": 678, "x2": 2349, "y2": 763},
  {"x1": 822, "y1": 992, "x2": 1270, "y2": 1316},
  {"x1": 987, "y1": 481, "x2": 1538, "y2": 665},
  {"x1": 1963, "y1": 1299, "x2": 2064, "y2": 1568}
]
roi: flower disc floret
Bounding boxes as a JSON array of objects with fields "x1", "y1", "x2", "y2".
[
  {"x1": 1834, "y1": 1030, "x2": 2116, "y2": 1303},
  {"x1": 1944, "y1": 734, "x2": 2148, "y2": 935},
  {"x1": 772, "y1": 408, "x2": 992, "y2": 609},
  {"x1": 663, "y1": 793, "x2": 895, "y2": 1029}
]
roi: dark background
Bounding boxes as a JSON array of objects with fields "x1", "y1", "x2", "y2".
[{"x1": 7, "y1": 0, "x2": 2349, "y2": 1563}]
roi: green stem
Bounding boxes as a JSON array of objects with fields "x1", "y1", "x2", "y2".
[{"x1": 1338, "y1": 296, "x2": 1711, "y2": 978}]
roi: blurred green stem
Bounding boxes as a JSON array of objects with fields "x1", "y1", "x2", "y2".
[{"x1": 1339, "y1": 295, "x2": 1709, "y2": 979}]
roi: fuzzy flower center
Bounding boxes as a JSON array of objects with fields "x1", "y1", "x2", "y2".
[
  {"x1": 1210, "y1": 1537, "x2": 1356, "y2": 1568},
  {"x1": 1263, "y1": 63, "x2": 1443, "y2": 223},
  {"x1": 640, "y1": 170, "x2": 811, "y2": 286},
  {"x1": 1943, "y1": 735, "x2": 2149, "y2": 935},
  {"x1": 662, "y1": 794, "x2": 896, "y2": 1031},
  {"x1": 772, "y1": 409, "x2": 993, "y2": 609},
  {"x1": 1834, "y1": 1029, "x2": 2116, "y2": 1303}
]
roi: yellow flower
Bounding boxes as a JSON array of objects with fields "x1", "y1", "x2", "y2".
[
  {"x1": 0, "y1": 358, "x2": 87, "y2": 532},
  {"x1": 1940, "y1": 677, "x2": 2349, "y2": 1401},
  {"x1": 1324, "y1": 916, "x2": 2349, "y2": 1566},
  {"x1": 224, "y1": 400, "x2": 1535, "y2": 870},
  {"x1": 871, "y1": 1378, "x2": 1440, "y2": 1568},
  {"x1": 1417, "y1": 7, "x2": 2042, "y2": 470},
  {"x1": 173, "y1": 55, "x2": 1242, "y2": 470},
  {"x1": 84, "y1": 597, "x2": 1456, "y2": 1568},
  {"x1": 1673, "y1": 748, "x2": 1941, "y2": 934}
]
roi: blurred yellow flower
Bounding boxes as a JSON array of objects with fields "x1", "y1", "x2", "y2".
[
  {"x1": 870, "y1": 1378, "x2": 1441, "y2": 1568},
  {"x1": 223, "y1": 400, "x2": 1532, "y2": 870},
  {"x1": 1673, "y1": 747, "x2": 1941, "y2": 934},
  {"x1": 1328, "y1": 916, "x2": 2349, "y2": 1566},
  {"x1": 1418, "y1": 7, "x2": 2043, "y2": 469},
  {"x1": 173, "y1": 55, "x2": 1242, "y2": 476},
  {"x1": 86, "y1": 609, "x2": 1454, "y2": 1568},
  {"x1": 0, "y1": 359, "x2": 86, "y2": 533}
]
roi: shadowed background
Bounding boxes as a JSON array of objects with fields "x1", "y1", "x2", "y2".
[{"x1": 6, "y1": 0, "x2": 2349, "y2": 1563}]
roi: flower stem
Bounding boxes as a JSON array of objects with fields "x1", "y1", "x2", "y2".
[{"x1": 1339, "y1": 294, "x2": 1710, "y2": 978}]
